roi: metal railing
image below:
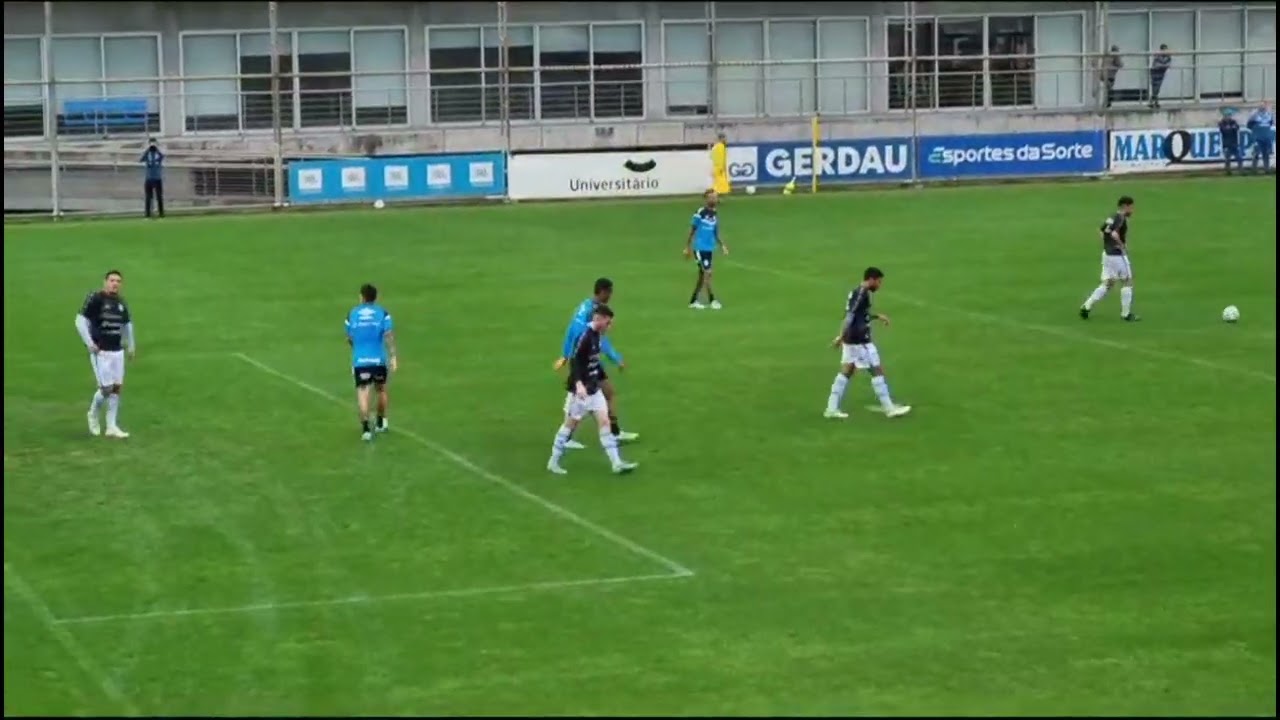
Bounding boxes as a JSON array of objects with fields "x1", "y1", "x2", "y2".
[{"x1": 4, "y1": 52, "x2": 1274, "y2": 141}]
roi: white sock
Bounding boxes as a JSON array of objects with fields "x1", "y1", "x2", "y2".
[
  {"x1": 871, "y1": 375, "x2": 895, "y2": 411},
  {"x1": 106, "y1": 394, "x2": 120, "y2": 427},
  {"x1": 1120, "y1": 286, "x2": 1133, "y2": 316},
  {"x1": 89, "y1": 389, "x2": 105, "y2": 415},
  {"x1": 827, "y1": 373, "x2": 850, "y2": 411},
  {"x1": 549, "y1": 425, "x2": 571, "y2": 464},
  {"x1": 1083, "y1": 285, "x2": 1108, "y2": 310},
  {"x1": 600, "y1": 428, "x2": 623, "y2": 465}
]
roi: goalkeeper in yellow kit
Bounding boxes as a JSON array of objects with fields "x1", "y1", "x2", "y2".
[{"x1": 710, "y1": 132, "x2": 731, "y2": 195}]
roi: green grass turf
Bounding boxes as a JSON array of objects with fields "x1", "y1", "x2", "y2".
[{"x1": 3, "y1": 176, "x2": 1276, "y2": 716}]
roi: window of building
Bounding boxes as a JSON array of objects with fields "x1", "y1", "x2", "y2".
[
  {"x1": 592, "y1": 24, "x2": 643, "y2": 119},
  {"x1": 1034, "y1": 14, "x2": 1085, "y2": 108},
  {"x1": 1151, "y1": 11, "x2": 1195, "y2": 102},
  {"x1": 988, "y1": 15, "x2": 1034, "y2": 108},
  {"x1": 715, "y1": 21, "x2": 764, "y2": 117},
  {"x1": 428, "y1": 21, "x2": 644, "y2": 123},
  {"x1": 183, "y1": 28, "x2": 408, "y2": 133},
  {"x1": 4, "y1": 37, "x2": 44, "y2": 138},
  {"x1": 1198, "y1": 9, "x2": 1245, "y2": 99},
  {"x1": 817, "y1": 18, "x2": 870, "y2": 115},
  {"x1": 766, "y1": 20, "x2": 815, "y2": 117},
  {"x1": 428, "y1": 27, "x2": 483, "y2": 123},
  {"x1": 49, "y1": 34, "x2": 160, "y2": 136},
  {"x1": 663, "y1": 22, "x2": 710, "y2": 116},
  {"x1": 1245, "y1": 8, "x2": 1276, "y2": 100},
  {"x1": 888, "y1": 19, "x2": 937, "y2": 110},
  {"x1": 353, "y1": 29, "x2": 408, "y2": 126},
  {"x1": 539, "y1": 24, "x2": 590, "y2": 120},
  {"x1": 482, "y1": 25, "x2": 535, "y2": 121},
  {"x1": 936, "y1": 17, "x2": 984, "y2": 108}
]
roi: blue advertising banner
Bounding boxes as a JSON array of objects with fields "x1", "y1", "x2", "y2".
[
  {"x1": 287, "y1": 152, "x2": 506, "y2": 204},
  {"x1": 917, "y1": 131, "x2": 1106, "y2": 179},
  {"x1": 724, "y1": 138, "x2": 913, "y2": 185}
]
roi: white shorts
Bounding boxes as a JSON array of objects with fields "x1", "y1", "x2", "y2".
[
  {"x1": 563, "y1": 390, "x2": 609, "y2": 421},
  {"x1": 1101, "y1": 253, "x2": 1133, "y2": 282},
  {"x1": 840, "y1": 342, "x2": 881, "y2": 370},
  {"x1": 89, "y1": 350, "x2": 126, "y2": 387}
]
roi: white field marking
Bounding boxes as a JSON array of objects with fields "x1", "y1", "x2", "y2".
[
  {"x1": 4, "y1": 562, "x2": 140, "y2": 715},
  {"x1": 52, "y1": 572, "x2": 687, "y2": 626},
  {"x1": 232, "y1": 352, "x2": 695, "y2": 578},
  {"x1": 3, "y1": 349, "x2": 230, "y2": 369},
  {"x1": 730, "y1": 261, "x2": 1276, "y2": 384}
]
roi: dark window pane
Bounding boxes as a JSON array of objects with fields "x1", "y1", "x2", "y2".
[
  {"x1": 539, "y1": 26, "x2": 590, "y2": 119},
  {"x1": 989, "y1": 16, "x2": 1035, "y2": 108},
  {"x1": 239, "y1": 53, "x2": 294, "y2": 130},
  {"x1": 482, "y1": 27, "x2": 535, "y2": 121},
  {"x1": 936, "y1": 17, "x2": 983, "y2": 108},
  {"x1": 429, "y1": 28, "x2": 483, "y2": 123},
  {"x1": 4, "y1": 104, "x2": 45, "y2": 138},
  {"x1": 298, "y1": 41, "x2": 352, "y2": 128},
  {"x1": 888, "y1": 20, "x2": 936, "y2": 110}
]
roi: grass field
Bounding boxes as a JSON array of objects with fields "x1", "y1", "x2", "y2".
[{"x1": 3, "y1": 176, "x2": 1276, "y2": 716}]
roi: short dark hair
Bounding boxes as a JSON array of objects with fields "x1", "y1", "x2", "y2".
[
  {"x1": 592, "y1": 304, "x2": 615, "y2": 318},
  {"x1": 864, "y1": 266, "x2": 885, "y2": 281},
  {"x1": 104, "y1": 269, "x2": 123, "y2": 279},
  {"x1": 593, "y1": 277, "x2": 613, "y2": 294},
  {"x1": 1118, "y1": 195, "x2": 1135, "y2": 207},
  {"x1": 360, "y1": 283, "x2": 377, "y2": 302}
]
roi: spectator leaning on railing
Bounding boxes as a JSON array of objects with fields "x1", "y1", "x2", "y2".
[
  {"x1": 140, "y1": 138, "x2": 165, "y2": 219},
  {"x1": 1149, "y1": 44, "x2": 1172, "y2": 109}
]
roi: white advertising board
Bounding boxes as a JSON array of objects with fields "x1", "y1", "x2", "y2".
[
  {"x1": 509, "y1": 150, "x2": 713, "y2": 200},
  {"x1": 1110, "y1": 126, "x2": 1260, "y2": 174}
]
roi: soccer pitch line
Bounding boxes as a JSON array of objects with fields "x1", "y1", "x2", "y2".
[
  {"x1": 729, "y1": 260, "x2": 1277, "y2": 384},
  {"x1": 232, "y1": 353, "x2": 695, "y2": 573},
  {"x1": 51, "y1": 572, "x2": 687, "y2": 626},
  {"x1": 5, "y1": 562, "x2": 140, "y2": 714}
]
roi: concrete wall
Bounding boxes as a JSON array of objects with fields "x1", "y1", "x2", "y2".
[{"x1": 2, "y1": 1, "x2": 1267, "y2": 159}]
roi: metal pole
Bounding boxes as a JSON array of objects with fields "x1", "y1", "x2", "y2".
[
  {"x1": 498, "y1": 2, "x2": 511, "y2": 163},
  {"x1": 907, "y1": 1, "x2": 920, "y2": 183},
  {"x1": 44, "y1": 1, "x2": 61, "y2": 217},
  {"x1": 269, "y1": 1, "x2": 284, "y2": 208},
  {"x1": 1095, "y1": 2, "x2": 1108, "y2": 111},
  {"x1": 707, "y1": 1, "x2": 717, "y2": 127}
]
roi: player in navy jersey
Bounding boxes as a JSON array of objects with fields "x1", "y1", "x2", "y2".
[
  {"x1": 824, "y1": 267, "x2": 911, "y2": 420},
  {"x1": 553, "y1": 278, "x2": 639, "y2": 449},
  {"x1": 1080, "y1": 196, "x2": 1138, "y2": 322},
  {"x1": 547, "y1": 304, "x2": 637, "y2": 475},
  {"x1": 75, "y1": 270, "x2": 136, "y2": 438},
  {"x1": 684, "y1": 189, "x2": 730, "y2": 309},
  {"x1": 345, "y1": 283, "x2": 397, "y2": 441}
]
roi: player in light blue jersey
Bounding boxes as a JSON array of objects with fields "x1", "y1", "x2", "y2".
[
  {"x1": 553, "y1": 278, "x2": 639, "y2": 449},
  {"x1": 684, "y1": 189, "x2": 730, "y2": 310},
  {"x1": 345, "y1": 283, "x2": 397, "y2": 442}
]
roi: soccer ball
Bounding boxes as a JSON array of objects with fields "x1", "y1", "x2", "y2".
[
  {"x1": 1222, "y1": 305, "x2": 1240, "y2": 323},
  {"x1": 745, "y1": 186, "x2": 757, "y2": 195},
  {"x1": 373, "y1": 199, "x2": 386, "y2": 210}
]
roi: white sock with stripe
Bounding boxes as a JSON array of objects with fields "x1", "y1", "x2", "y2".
[
  {"x1": 1120, "y1": 287, "x2": 1133, "y2": 316},
  {"x1": 871, "y1": 376, "x2": 895, "y2": 411},
  {"x1": 549, "y1": 425, "x2": 572, "y2": 465},
  {"x1": 89, "y1": 389, "x2": 105, "y2": 415},
  {"x1": 106, "y1": 394, "x2": 120, "y2": 427},
  {"x1": 600, "y1": 429, "x2": 623, "y2": 465},
  {"x1": 1083, "y1": 285, "x2": 1108, "y2": 310},
  {"x1": 827, "y1": 374, "x2": 849, "y2": 412}
]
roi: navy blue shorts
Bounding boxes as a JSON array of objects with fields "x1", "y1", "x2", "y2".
[
  {"x1": 353, "y1": 365, "x2": 388, "y2": 387},
  {"x1": 694, "y1": 250, "x2": 714, "y2": 270}
]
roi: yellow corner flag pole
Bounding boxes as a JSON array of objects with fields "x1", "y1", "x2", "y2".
[{"x1": 810, "y1": 114, "x2": 821, "y2": 194}]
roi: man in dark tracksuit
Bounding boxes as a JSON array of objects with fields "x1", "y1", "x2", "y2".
[
  {"x1": 140, "y1": 139, "x2": 165, "y2": 218},
  {"x1": 1219, "y1": 110, "x2": 1244, "y2": 175}
]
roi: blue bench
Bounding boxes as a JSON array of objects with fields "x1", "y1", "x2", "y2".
[{"x1": 62, "y1": 98, "x2": 150, "y2": 131}]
